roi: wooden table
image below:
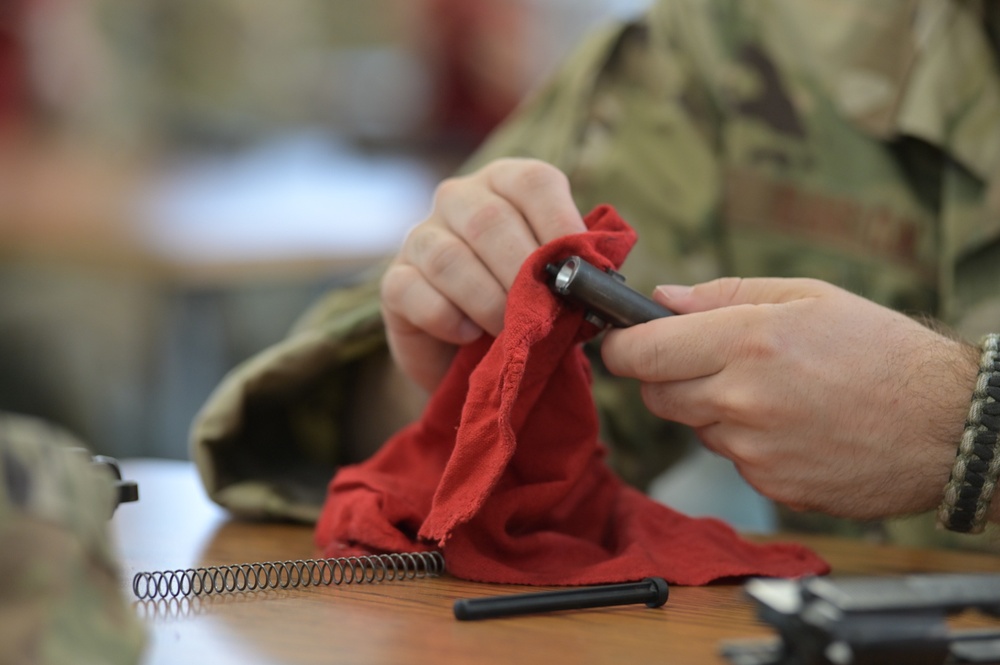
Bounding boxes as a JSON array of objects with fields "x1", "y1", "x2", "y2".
[{"x1": 112, "y1": 459, "x2": 1000, "y2": 665}]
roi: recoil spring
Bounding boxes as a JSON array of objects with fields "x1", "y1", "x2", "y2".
[{"x1": 132, "y1": 550, "x2": 446, "y2": 600}]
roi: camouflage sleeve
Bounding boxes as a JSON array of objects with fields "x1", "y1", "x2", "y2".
[
  {"x1": 192, "y1": 266, "x2": 397, "y2": 521},
  {"x1": 0, "y1": 413, "x2": 146, "y2": 665}
]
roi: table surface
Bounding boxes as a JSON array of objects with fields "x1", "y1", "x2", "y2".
[{"x1": 112, "y1": 459, "x2": 1000, "y2": 665}]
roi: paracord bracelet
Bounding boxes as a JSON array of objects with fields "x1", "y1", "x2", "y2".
[{"x1": 938, "y1": 333, "x2": 1000, "y2": 533}]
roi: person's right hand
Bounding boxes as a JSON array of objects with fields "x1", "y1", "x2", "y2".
[
  {"x1": 381, "y1": 158, "x2": 587, "y2": 393},
  {"x1": 600, "y1": 277, "x2": 979, "y2": 519}
]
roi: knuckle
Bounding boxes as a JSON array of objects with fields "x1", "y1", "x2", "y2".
[
  {"x1": 424, "y1": 239, "x2": 465, "y2": 281},
  {"x1": 711, "y1": 387, "x2": 767, "y2": 427},
  {"x1": 701, "y1": 277, "x2": 745, "y2": 304},
  {"x1": 432, "y1": 175, "x2": 468, "y2": 204},
  {"x1": 379, "y1": 264, "x2": 412, "y2": 308},
  {"x1": 493, "y1": 156, "x2": 548, "y2": 174},
  {"x1": 797, "y1": 277, "x2": 832, "y2": 294},
  {"x1": 399, "y1": 222, "x2": 428, "y2": 257},
  {"x1": 731, "y1": 315, "x2": 786, "y2": 364},
  {"x1": 406, "y1": 227, "x2": 465, "y2": 281},
  {"x1": 726, "y1": 434, "x2": 767, "y2": 468},
  {"x1": 712, "y1": 388, "x2": 748, "y2": 423},
  {"x1": 631, "y1": 333, "x2": 665, "y2": 379},
  {"x1": 511, "y1": 160, "x2": 568, "y2": 194},
  {"x1": 462, "y1": 200, "x2": 511, "y2": 243}
]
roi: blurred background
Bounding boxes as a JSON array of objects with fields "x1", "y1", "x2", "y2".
[{"x1": 0, "y1": 0, "x2": 654, "y2": 460}]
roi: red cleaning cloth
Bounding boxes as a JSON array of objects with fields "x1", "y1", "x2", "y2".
[{"x1": 315, "y1": 205, "x2": 829, "y2": 585}]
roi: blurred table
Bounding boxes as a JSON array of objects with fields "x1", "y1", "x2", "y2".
[{"x1": 112, "y1": 459, "x2": 1000, "y2": 665}]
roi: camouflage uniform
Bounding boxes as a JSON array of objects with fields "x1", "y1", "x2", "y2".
[
  {"x1": 192, "y1": 0, "x2": 1000, "y2": 547},
  {"x1": 0, "y1": 413, "x2": 145, "y2": 665}
]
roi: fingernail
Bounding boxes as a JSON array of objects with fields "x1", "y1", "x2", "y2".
[{"x1": 654, "y1": 285, "x2": 692, "y2": 301}]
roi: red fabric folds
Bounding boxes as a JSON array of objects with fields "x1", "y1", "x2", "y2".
[{"x1": 315, "y1": 205, "x2": 829, "y2": 585}]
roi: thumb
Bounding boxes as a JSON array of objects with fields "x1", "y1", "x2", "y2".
[{"x1": 653, "y1": 277, "x2": 830, "y2": 314}]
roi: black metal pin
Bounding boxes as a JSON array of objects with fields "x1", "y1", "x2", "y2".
[
  {"x1": 545, "y1": 256, "x2": 673, "y2": 328},
  {"x1": 453, "y1": 577, "x2": 669, "y2": 621}
]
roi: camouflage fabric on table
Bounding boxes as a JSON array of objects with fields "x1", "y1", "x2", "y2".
[
  {"x1": 0, "y1": 412, "x2": 145, "y2": 665},
  {"x1": 192, "y1": 0, "x2": 1000, "y2": 548}
]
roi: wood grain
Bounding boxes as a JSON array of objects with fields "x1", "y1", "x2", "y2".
[{"x1": 113, "y1": 459, "x2": 1000, "y2": 665}]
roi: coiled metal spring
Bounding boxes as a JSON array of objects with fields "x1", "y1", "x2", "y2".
[{"x1": 132, "y1": 550, "x2": 446, "y2": 600}]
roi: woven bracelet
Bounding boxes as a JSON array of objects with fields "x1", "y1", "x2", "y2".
[{"x1": 937, "y1": 333, "x2": 1000, "y2": 534}]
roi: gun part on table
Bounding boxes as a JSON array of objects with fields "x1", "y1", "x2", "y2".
[{"x1": 721, "y1": 573, "x2": 1000, "y2": 665}]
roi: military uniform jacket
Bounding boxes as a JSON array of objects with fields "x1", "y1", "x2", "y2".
[{"x1": 191, "y1": 0, "x2": 1000, "y2": 546}]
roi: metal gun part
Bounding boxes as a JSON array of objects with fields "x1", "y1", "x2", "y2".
[
  {"x1": 721, "y1": 574, "x2": 1000, "y2": 665},
  {"x1": 544, "y1": 255, "x2": 673, "y2": 328}
]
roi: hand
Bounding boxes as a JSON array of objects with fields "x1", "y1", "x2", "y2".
[
  {"x1": 381, "y1": 158, "x2": 586, "y2": 392},
  {"x1": 600, "y1": 277, "x2": 979, "y2": 519}
]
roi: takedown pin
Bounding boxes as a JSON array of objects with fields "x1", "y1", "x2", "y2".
[{"x1": 453, "y1": 577, "x2": 669, "y2": 621}]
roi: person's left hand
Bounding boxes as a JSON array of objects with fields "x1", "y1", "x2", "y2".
[{"x1": 600, "y1": 277, "x2": 979, "y2": 519}]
